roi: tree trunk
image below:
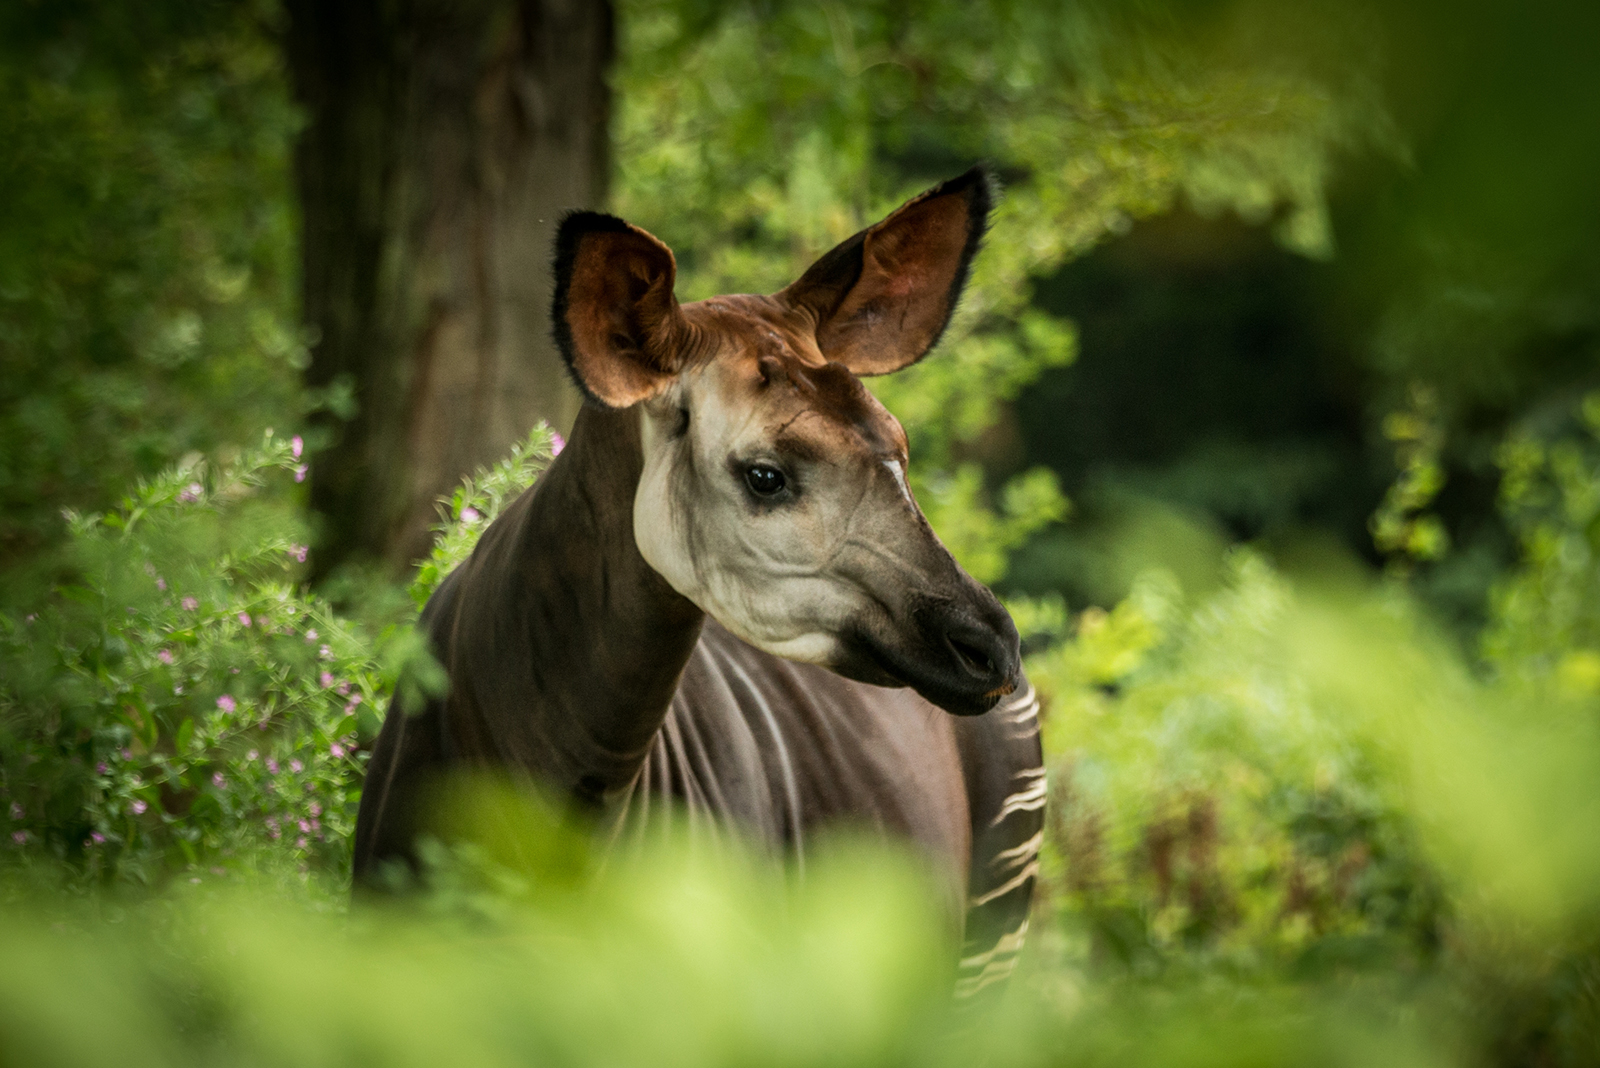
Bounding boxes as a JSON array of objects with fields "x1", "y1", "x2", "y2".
[{"x1": 286, "y1": 0, "x2": 610, "y2": 579}]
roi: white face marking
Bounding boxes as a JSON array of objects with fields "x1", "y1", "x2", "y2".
[
  {"x1": 882, "y1": 459, "x2": 913, "y2": 507},
  {"x1": 630, "y1": 360, "x2": 925, "y2": 668}
]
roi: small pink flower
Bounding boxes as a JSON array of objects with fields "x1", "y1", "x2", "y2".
[
  {"x1": 131, "y1": 799, "x2": 148, "y2": 815},
  {"x1": 330, "y1": 744, "x2": 346, "y2": 759},
  {"x1": 246, "y1": 749, "x2": 259, "y2": 762},
  {"x1": 212, "y1": 772, "x2": 226, "y2": 788},
  {"x1": 337, "y1": 681, "x2": 350, "y2": 696},
  {"x1": 24, "y1": 613, "x2": 35, "y2": 624},
  {"x1": 157, "y1": 649, "x2": 174, "y2": 665},
  {"x1": 181, "y1": 597, "x2": 198, "y2": 611},
  {"x1": 216, "y1": 694, "x2": 236, "y2": 713},
  {"x1": 237, "y1": 612, "x2": 251, "y2": 627},
  {"x1": 178, "y1": 482, "x2": 203, "y2": 503},
  {"x1": 304, "y1": 628, "x2": 319, "y2": 642},
  {"x1": 289, "y1": 544, "x2": 308, "y2": 563},
  {"x1": 229, "y1": 667, "x2": 239, "y2": 675},
  {"x1": 289, "y1": 759, "x2": 304, "y2": 774},
  {"x1": 344, "y1": 695, "x2": 362, "y2": 713},
  {"x1": 120, "y1": 748, "x2": 132, "y2": 761},
  {"x1": 296, "y1": 836, "x2": 308, "y2": 849},
  {"x1": 293, "y1": 465, "x2": 307, "y2": 483},
  {"x1": 155, "y1": 577, "x2": 167, "y2": 591},
  {"x1": 291, "y1": 435, "x2": 303, "y2": 459},
  {"x1": 319, "y1": 645, "x2": 332, "y2": 660},
  {"x1": 267, "y1": 759, "x2": 280, "y2": 774},
  {"x1": 310, "y1": 802, "x2": 322, "y2": 817},
  {"x1": 11, "y1": 831, "x2": 26, "y2": 844},
  {"x1": 96, "y1": 762, "x2": 108, "y2": 775},
  {"x1": 298, "y1": 819, "x2": 310, "y2": 833},
  {"x1": 174, "y1": 684, "x2": 184, "y2": 695},
  {"x1": 9, "y1": 803, "x2": 22, "y2": 820},
  {"x1": 550, "y1": 431, "x2": 565, "y2": 456},
  {"x1": 460, "y1": 506, "x2": 481, "y2": 523},
  {"x1": 320, "y1": 671, "x2": 334, "y2": 688},
  {"x1": 269, "y1": 825, "x2": 281, "y2": 840},
  {"x1": 91, "y1": 832, "x2": 106, "y2": 845}
]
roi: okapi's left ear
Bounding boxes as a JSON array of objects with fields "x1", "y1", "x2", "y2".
[
  {"x1": 553, "y1": 211, "x2": 691, "y2": 408},
  {"x1": 779, "y1": 165, "x2": 993, "y2": 375}
]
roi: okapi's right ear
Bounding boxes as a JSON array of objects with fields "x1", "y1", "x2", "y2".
[{"x1": 552, "y1": 212, "x2": 690, "y2": 409}]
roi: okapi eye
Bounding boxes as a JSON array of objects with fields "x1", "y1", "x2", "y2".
[{"x1": 745, "y1": 464, "x2": 786, "y2": 496}]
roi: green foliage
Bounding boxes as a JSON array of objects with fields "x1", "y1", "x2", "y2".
[
  {"x1": 0, "y1": 2, "x2": 302, "y2": 594},
  {"x1": 1027, "y1": 556, "x2": 1440, "y2": 978},
  {"x1": 0, "y1": 436, "x2": 381, "y2": 886}
]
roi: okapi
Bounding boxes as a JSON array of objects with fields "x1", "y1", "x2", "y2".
[{"x1": 353, "y1": 166, "x2": 1045, "y2": 997}]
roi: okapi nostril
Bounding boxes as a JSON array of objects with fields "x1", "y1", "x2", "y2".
[{"x1": 948, "y1": 635, "x2": 996, "y2": 677}]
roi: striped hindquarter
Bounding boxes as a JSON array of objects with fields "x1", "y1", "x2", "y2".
[{"x1": 613, "y1": 620, "x2": 1044, "y2": 994}]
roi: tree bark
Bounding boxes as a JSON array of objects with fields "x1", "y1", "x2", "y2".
[{"x1": 286, "y1": 0, "x2": 610, "y2": 579}]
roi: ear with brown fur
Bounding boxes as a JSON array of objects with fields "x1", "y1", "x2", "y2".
[
  {"x1": 779, "y1": 165, "x2": 994, "y2": 375},
  {"x1": 552, "y1": 212, "x2": 690, "y2": 408}
]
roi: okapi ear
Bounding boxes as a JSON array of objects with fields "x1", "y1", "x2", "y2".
[
  {"x1": 552, "y1": 211, "x2": 690, "y2": 408},
  {"x1": 779, "y1": 165, "x2": 994, "y2": 375}
]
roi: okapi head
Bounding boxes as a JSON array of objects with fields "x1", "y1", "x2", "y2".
[{"x1": 552, "y1": 167, "x2": 1020, "y2": 716}]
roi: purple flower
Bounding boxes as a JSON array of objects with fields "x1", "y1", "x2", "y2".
[
  {"x1": 291, "y1": 435, "x2": 303, "y2": 459},
  {"x1": 216, "y1": 694, "x2": 236, "y2": 713},
  {"x1": 298, "y1": 818, "x2": 310, "y2": 833},
  {"x1": 304, "y1": 628, "x2": 319, "y2": 642},
  {"x1": 289, "y1": 759, "x2": 304, "y2": 774},
  {"x1": 155, "y1": 577, "x2": 167, "y2": 591},
  {"x1": 8, "y1": 803, "x2": 21, "y2": 821},
  {"x1": 289, "y1": 544, "x2": 308, "y2": 563},
  {"x1": 120, "y1": 748, "x2": 132, "y2": 761},
  {"x1": 181, "y1": 597, "x2": 198, "y2": 611},
  {"x1": 11, "y1": 831, "x2": 26, "y2": 845},
  {"x1": 293, "y1": 464, "x2": 307, "y2": 483},
  {"x1": 96, "y1": 762, "x2": 108, "y2": 775},
  {"x1": 310, "y1": 802, "x2": 322, "y2": 817},
  {"x1": 246, "y1": 749, "x2": 259, "y2": 762},
  {"x1": 330, "y1": 744, "x2": 346, "y2": 759},
  {"x1": 337, "y1": 681, "x2": 350, "y2": 696},
  {"x1": 267, "y1": 759, "x2": 279, "y2": 774},
  {"x1": 230, "y1": 667, "x2": 240, "y2": 675},
  {"x1": 131, "y1": 799, "x2": 148, "y2": 815},
  {"x1": 157, "y1": 649, "x2": 174, "y2": 665},
  {"x1": 237, "y1": 612, "x2": 252, "y2": 627},
  {"x1": 344, "y1": 695, "x2": 362, "y2": 713},
  {"x1": 551, "y1": 431, "x2": 566, "y2": 456},
  {"x1": 212, "y1": 772, "x2": 226, "y2": 788},
  {"x1": 319, "y1": 645, "x2": 332, "y2": 661},
  {"x1": 460, "y1": 506, "x2": 481, "y2": 523},
  {"x1": 320, "y1": 671, "x2": 334, "y2": 688},
  {"x1": 91, "y1": 832, "x2": 105, "y2": 845},
  {"x1": 178, "y1": 482, "x2": 203, "y2": 503}
]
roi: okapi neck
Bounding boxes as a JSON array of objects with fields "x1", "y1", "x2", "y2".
[{"x1": 441, "y1": 404, "x2": 704, "y2": 800}]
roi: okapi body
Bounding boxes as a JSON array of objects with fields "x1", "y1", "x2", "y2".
[{"x1": 354, "y1": 167, "x2": 1045, "y2": 996}]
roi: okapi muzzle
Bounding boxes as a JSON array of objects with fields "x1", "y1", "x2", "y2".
[{"x1": 555, "y1": 166, "x2": 1022, "y2": 715}]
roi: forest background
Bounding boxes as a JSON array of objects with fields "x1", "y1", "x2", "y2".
[{"x1": 3, "y1": 0, "x2": 1600, "y2": 1064}]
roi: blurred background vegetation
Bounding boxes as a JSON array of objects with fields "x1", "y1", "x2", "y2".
[{"x1": 3, "y1": 0, "x2": 1600, "y2": 1064}]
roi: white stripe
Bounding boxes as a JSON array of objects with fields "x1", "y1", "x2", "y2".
[
  {"x1": 990, "y1": 830, "x2": 1043, "y2": 872},
  {"x1": 715, "y1": 647, "x2": 805, "y2": 874},
  {"x1": 970, "y1": 859, "x2": 1040, "y2": 907},
  {"x1": 958, "y1": 919, "x2": 1029, "y2": 971},
  {"x1": 990, "y1": 767, "x2": 1048, "y2": 826}
]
